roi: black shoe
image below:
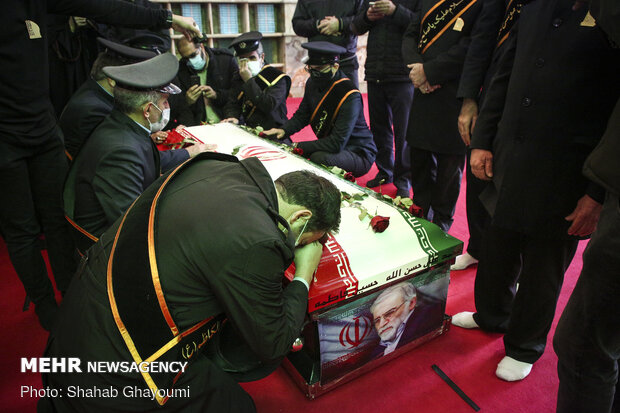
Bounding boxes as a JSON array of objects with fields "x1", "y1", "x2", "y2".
[
  {"x1": 366, "y1": 175, "x2": 392, "y2": 188},
  {"x1": 396, "y1": 188, "x2": 410, "y2": 199},
  {"x1": 34, "y1": 298, "x2": 59, "y2": 332}
]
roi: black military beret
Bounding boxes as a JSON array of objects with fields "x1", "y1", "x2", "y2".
[
  {"x1": 229, "y1": 31, "x2": 263, "y2": 55},
  {"x1": 302, "y1": 41, "x2": 346, "y2": 66},
  {"x1": 97, "y1": 37, "x2": 156, "y2": 62},
  {"x1": 103, "y1": 53, "x2": 181, "y2": 94}
]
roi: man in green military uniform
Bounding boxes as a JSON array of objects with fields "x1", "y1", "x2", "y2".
[
  {"x1": 42, "y1": 153, "x2": 341, "y2": 412},
  {"x1": 222, "y1": 31, "x2": 291, "y2": 130}
]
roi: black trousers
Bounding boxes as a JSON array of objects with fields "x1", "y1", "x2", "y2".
[
  {"x1": 309, "y1": 150, "x2": 373, "y2": 178},
  {"x1": 554, "y1": 192, "x2": 620, "y2": 413},
  {"x1": 367, "y1": 81, "x2": 413, "y2": 192},
  {"x1": 0, "y1": 128, "x2": 76, "y2": 304},
  {"x1": 464, "y1": 148, "x2": 490, "y2": 258},
  {"x1": 340, "y1": 57, "x2": 359, "y2": 90},
  {"x1": 410, "y1": 148, "x2": 465, "y2": 232},
  {"x1": 473, "y1": 224, "x2": 578, "y2": 363}
]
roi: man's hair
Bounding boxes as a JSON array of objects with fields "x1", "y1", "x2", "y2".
[
  {"x1": 275, "y1": 170, "x2": 341, "y2": 234},
  {"x1": 113, "y1": 87, "x2": 162, "y2": 115},
  {"x1": 370, "y1": 282, "x2": 417, "y2": 315},
  {"x1": 176, "y1": 36, "x2": 199, "y2": 53},
  {"x1": 90, "y1": 51, "x2": 126, "y2": 81}
]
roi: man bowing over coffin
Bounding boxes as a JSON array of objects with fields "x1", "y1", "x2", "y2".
[{"x1": 42, "y1": 154, "x2": 342, "y2": 412}]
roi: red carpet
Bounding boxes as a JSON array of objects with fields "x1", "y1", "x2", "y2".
[{"x1": 0, "y1": 96, "x2": 587, "y2": 412}]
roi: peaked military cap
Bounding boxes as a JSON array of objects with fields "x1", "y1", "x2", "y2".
[
  {"x1": 97, "y1": 37, "x2": 156, "y2": 62},
  {"x1": 229, "y1": 31, "x2": 263, "y2": 55},
  {"x1": 302, "y1": 41, "x2": 346, "y2": 66},
  {"x1": 103, "y1": 53, "x2": 181, "y2": 94},
  {"x1": 124, "y1": 33, "x2": 171, "y2": 55}
]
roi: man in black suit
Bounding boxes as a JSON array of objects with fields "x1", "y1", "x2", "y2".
[
  {"x1": 352, "y1": 0, "x2": 417, "y2": 198},
  {"x1": 59, "y1": 38, "x2": 156, "y2": 160},
  {"x1": 222, "y1": 31, "x2": 291, "y2": 130},
  {"x1": 554, "y1": 2, "x2": 620, "y2": 411},
  {"x1": 452, "y1": 0, "x2": 620, "y2": 382},
  {"x1": 42, "y1": 156, "x2": 341, "y2": 412},
  {"x1": 451, "y1": 0, "x2": 509, "y2": 270},
  {"x1": 402, "y1": 0, "x2": 483, "y2": 232},
  {"x1": 63, "y1": 53, "x2": 212, "y2": 253},
  {"x1": 169, "y1": 36, "x2": 239, "y2": 128}
]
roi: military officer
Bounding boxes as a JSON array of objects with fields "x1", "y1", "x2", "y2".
[
  {"x1": 63, "y1": 53, "x2": 214, "y2": 253},
  {"x1": 42, "y1": 155, "x2": 342, "y2": 412},
  {"x1": 59, "y1": 38, "x2": 156, "y2": 161},
  {"x1": 264, "y1": 42, "x2": 376, "y2": 177},
  {"x1": 221, "y1": 31, "x2": 291, "y2": 130}
]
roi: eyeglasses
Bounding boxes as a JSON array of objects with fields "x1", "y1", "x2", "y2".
[{"x1": 373, "y1": 302, "x2": 405, "y2": 326}]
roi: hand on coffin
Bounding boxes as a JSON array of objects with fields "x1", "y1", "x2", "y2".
[
  {"x1": 185, "y1": 143, "x2": 218, "y2": 158},
  {"x1": 262, "y1": 128, "x2": 286, "y2": 140}
]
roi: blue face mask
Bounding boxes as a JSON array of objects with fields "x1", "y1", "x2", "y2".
[{"x1": 188, "y1": 50, "x2": 206, "y2": 71}]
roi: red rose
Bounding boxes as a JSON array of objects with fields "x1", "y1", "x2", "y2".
[
  {"x1": 370, "y1": 215, "x2": 390, "y2": 233},
  {"x1": 408, "y1": 203, "x2": 424, "y2": 218},
  {"x1": 343, "y1": 172, "x2": 355, "y2": 182},
  {"x1": 293, "y1": 147, "x2": 304, "y2": 156}
]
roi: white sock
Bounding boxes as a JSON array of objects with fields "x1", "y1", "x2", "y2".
[
  {"x1": 451, "y1": 312, "x2": 479, "y2": 329},
  {"x1": 496, "y1": 356, "x2": 533, "y2": 381},
  {"x1": 450, "y1": 253, "x2": 479, "y2": 270}
]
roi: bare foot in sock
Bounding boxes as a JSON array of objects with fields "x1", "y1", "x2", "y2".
[
  {"x1": 450, "y1": 253, "x2": 479, "y2": 270},
  {"x1": 451, "y1": 312, "x2": 479, "y2": 329},
  {"x1": 496, "y1": 356, "x2": 532, "y2": 381}
]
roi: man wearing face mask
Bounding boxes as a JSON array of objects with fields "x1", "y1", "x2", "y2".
[
  {"x1": 42, "y1": 156, "x2": 341, "y2": 412},
  {"x1": 59, "y1": 38, "x2": 157, "y2": 161},
  {"x1": 169, "y1": 36, "x2": 239, "y2": 128},
  {"x1": 221, "y1": 31, "x2": 291, "y2": 130},
  {"x1": 63, "y1": 53, "x2": 215, "y2": 253},
  {"x1": 263, "y1": 42, "x2": 376, "y2": 177}
]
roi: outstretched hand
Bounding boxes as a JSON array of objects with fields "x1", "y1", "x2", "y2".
[{"x1": 171, "y1": 14, "x2": 202, "y2": 40}]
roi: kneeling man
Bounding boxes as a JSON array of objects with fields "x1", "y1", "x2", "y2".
[
  {"x1": 264, "y1": 42, "x2": 376, "y2": 177},
  {"x1": 42, "y1": 154, "x2": 341, "y2": 412}
]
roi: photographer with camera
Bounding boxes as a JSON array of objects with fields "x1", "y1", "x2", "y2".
[{"x1": 169, "y1": 35, "x2": 240, "y2": 128}]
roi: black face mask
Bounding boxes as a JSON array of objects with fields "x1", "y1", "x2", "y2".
[{"x1": 309, "y1": 68, "x2": 333, "y2": 80}]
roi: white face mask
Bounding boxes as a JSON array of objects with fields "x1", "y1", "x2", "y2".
[
  {"x1": 188, "y1": 50, "x2": 206, "y2": 71},
  {"x1": 247, "y1": 60, "x2": 262, "y2": 77},
  {"x1": 147, "y1": 103, "x2": 170, "y2": 133}
]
